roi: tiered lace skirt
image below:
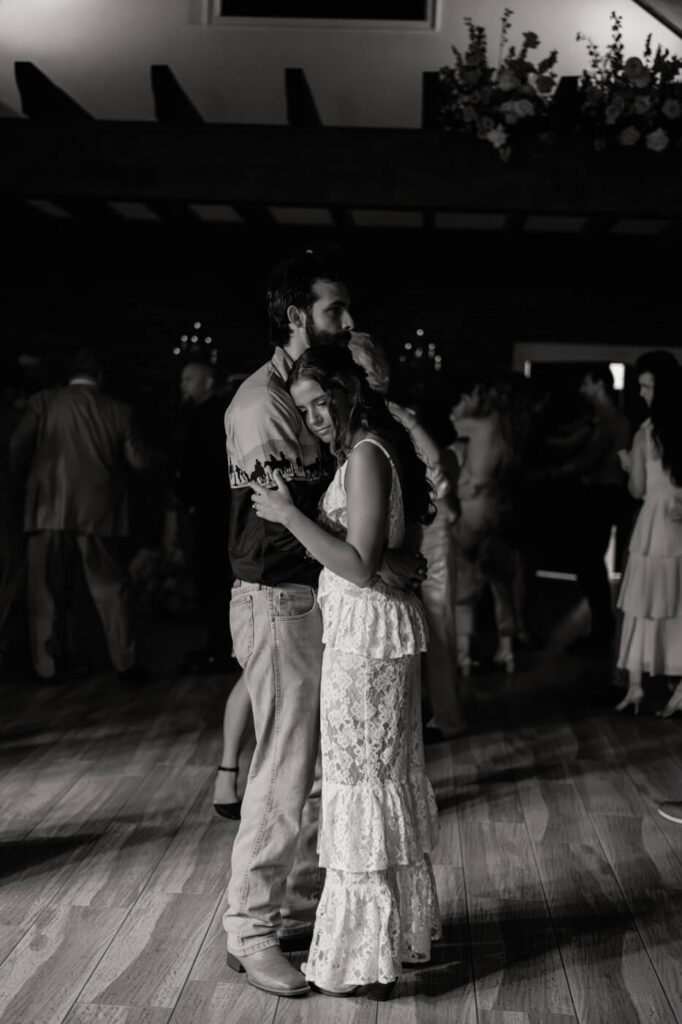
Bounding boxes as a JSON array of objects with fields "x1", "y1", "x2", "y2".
[
  {"x1": 617, "y1": 491, "x2": 682, "y2": 677},
  {"x1": 304, "y1": 638, "x2": 441, "y2": 988}
]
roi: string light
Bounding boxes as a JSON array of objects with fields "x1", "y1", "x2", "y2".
[{"x1": 172, "y1": 319, "x2": 218, "y2": 363}]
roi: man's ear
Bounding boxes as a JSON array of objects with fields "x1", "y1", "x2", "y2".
[{"x1": 287, "y1": 304, "x2": 304, "y2": 328}]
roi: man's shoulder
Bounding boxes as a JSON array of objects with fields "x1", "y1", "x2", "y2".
[
  {"x1": 64, "y1": 387, "x2": 133, "y2": 427},
  {"x1": 227, "y1": 357, "x2": 291, "y2": 419}
]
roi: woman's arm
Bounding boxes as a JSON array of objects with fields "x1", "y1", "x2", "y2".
[
  {"x1": 450, "y1": 415, "x2": 483, "y2": 439},
  {"x1": 628, "y1": 427, "x2": 647, "y2": 499},
  {"x1": 251, "y1": 443, "x2": 392, "y2": 588},
  {"x1": 387, "y1": 401, "x2": 441, "y2": 470}
]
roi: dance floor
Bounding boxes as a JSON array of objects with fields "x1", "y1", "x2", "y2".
[{"x1": 1, "y1": 587, "x2": 681, "y2": 1024}]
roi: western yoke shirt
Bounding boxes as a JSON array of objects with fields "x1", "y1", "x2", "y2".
[{"x1": 224, "y1": 346, "x2": 328, "y2": 586}]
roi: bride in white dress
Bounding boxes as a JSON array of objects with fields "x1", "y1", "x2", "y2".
[{"x1": 250, "y1": 345, "x2": 440, "y2": 1000}]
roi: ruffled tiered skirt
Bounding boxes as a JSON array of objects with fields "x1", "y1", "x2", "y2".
[
  {"x1": 617, "y1": 491, "x2": 682, "y2": 677},
  {"x1": 304, "y1": 637, "x2": 441, "y2": 989}
]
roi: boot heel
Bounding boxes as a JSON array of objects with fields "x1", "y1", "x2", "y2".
[
  {"x1": 366, "y1": 980, "x2": 396, "y2": 1001},
  {"x1": 226, "y1": 952, "x2": 245, "y2": 974}
]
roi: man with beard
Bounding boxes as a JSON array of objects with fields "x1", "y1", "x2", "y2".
[{"x1": 222, "y1": 251, "x2": 425, "y2": 998}]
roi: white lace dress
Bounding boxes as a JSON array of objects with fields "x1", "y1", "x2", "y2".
[{"x1": 304, "y1": 437, "x2": 441, "y2": 989}]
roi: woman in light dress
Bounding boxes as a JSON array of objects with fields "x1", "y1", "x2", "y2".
[
  {"x1": 449, "y1": 380, "x2": 517, "y2": 675},
  {"x1": 615, "y1": 350, "x2": 682, "y2": 716},
  {"x1": 251, "y1": 345, "x2": 440, "y2": 1000}
]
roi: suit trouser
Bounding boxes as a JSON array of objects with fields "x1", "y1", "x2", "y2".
[
  {"x1": 420, "y1": 510, "x2": 465, "y2": 734},
  {"x1": 26, "y1": 530, "x2": 136, "y2": 678},
  {"x1": 223, "y1": 579, "x2": 323, "y2": 955}
]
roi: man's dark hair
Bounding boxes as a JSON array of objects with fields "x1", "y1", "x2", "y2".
[
  {"x1": 266, "y1": 250, "x2": 346, "y2": 349},
  {"x1": 635, "y1": 349, "x2": 682, "y2": 485},
  {"x1": 71, "y1": 347, "x2": 104, "y2": 380},
  {"x1": 586, "y1": 363, "x2": 615, "y2": 398}
]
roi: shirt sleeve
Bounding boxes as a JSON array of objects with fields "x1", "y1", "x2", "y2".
[{"x1": 225, "y1": 385, "x2": 323, "y2": 491}]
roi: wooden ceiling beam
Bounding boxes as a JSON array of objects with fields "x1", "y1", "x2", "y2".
[
  {"x1": 15, "y1": 62, "x2": 92, "y2": 120},
  {"x1": 231, "y1": 202, "x2": 277, "y2": 227},
  {"x1": 631, "y1": 0, "x2": 682, "y2": 38},
  {"x1": 285, "y1": 68, "x2": 322, "y2": 127},
  {"x1": 1, "y1": 121, "x2": 681, "y2": 219},
  {"x1": 151, "y1": 66, "x2": 204, "y2": 124}
]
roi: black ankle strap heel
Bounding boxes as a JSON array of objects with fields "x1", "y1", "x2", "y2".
[{"x1": 214, "y1": 766, "x2": 241, "y2": 821}]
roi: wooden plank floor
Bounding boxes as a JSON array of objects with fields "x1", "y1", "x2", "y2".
[{"x1": 1, "y1": 591, "x2": 681, "y2": 1024}]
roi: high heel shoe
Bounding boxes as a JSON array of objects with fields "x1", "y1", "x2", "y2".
[
  {"x1": 213, "y1": 766, "x2": 241, "y2": 820},
  {"x1": 657, "y1": 680, "x2": 682, "y2": 718},
  {"x1": 366, "y1": 980, "x2": 396, "y2": 1001},
  {"x1": 615, "y1": 685, "x2": 644, "y2": 715}
]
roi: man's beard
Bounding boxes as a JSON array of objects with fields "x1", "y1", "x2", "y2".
[{"x1": 305, "y1": 321, "x2": 351, "y2": 348}]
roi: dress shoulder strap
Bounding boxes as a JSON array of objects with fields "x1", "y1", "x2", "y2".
[{"x1": 352, "y1": 436, "x2": 394, "y2": 465}]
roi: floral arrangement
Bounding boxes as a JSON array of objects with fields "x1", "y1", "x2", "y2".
[
  {"x1": 576, "y1": 12, "x2": 682, "y2": 154},
  {"x1": 438, "y1": 8, "x2": 559, "y2": 161}
]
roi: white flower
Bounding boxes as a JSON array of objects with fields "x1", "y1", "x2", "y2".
[
  {"x1": 662, "y1": 98, "x2": 682, "y2": 120},
  {"x1": 486, "y1": 125, "x2": 508, "y2": 149},
  {"x1": 513, "y1": 99, "x2": 535, "y2": 118},
  {"x1": 498, "y1": 69, "x2": 517, "y2": 92},
  {"x1": 646, "y1": 127, "x2": 669, "y2": 152},
  {"x1": 633, "y1": 95, "x2": 652, "y2": 115},
  {"x1": 633, "y1": 71, "x2": 652, "y2": 88},
  {"x1": 618, "y1": 125, "x2": 640, "y2": 146}
]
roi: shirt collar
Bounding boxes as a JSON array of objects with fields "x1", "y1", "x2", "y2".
[
  {"x1": 69, "y1": 376, "x2": 98, "y2": 387},
  {"x1": 270, "y1": 346, "x2": 295, "y2": 385}
]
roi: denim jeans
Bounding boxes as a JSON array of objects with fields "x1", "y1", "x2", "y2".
[
  {"x1": 420, "y1": 507, "x2": 466, "y2": 734},
  {"x1": 223, "y1": 580, "x2": 324, "y2": 955}
]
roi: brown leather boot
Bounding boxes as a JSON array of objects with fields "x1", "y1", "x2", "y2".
[{"x1": 227, "y1": 945, "x2": 310, "y2": 997}]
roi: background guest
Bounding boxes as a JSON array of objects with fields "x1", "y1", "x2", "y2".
[
  {"x1": 450, "y1": 378, "x2": 516, "y2": 676},
  {"x1": 350, "y1": 331, "x2": 467, "y2": 741},
  {"x1": 9, "y1": 347, "x2": 152, "y2": 683},
  {"x1": 176, "y1": 357, "x2": 235, "y2": 673},
  {"x1": 548, "y1": 365, "x2": 631, "y2": 655},
  {"x1": 615, "y1": 350, "x2": 682, "y2": 716}
]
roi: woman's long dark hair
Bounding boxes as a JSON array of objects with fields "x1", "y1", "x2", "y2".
[
  {"x1": 635, "y1": 350, "x2": 682, "y2": 486},
  {"x1": 288, "y1": 346, "x2": 435, "y2": 527}
]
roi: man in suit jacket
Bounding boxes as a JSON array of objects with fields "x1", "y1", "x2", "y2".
[{"x1": 10, "y1": 348, "x2": 151, "y2": 682}]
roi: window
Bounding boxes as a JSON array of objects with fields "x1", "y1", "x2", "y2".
[
  {"x1": 209, "y1": 0, "x2": 435, "y2": 29},
  {"x1": 219, "y1": 1, "x2": 428, "y2": 17}
]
